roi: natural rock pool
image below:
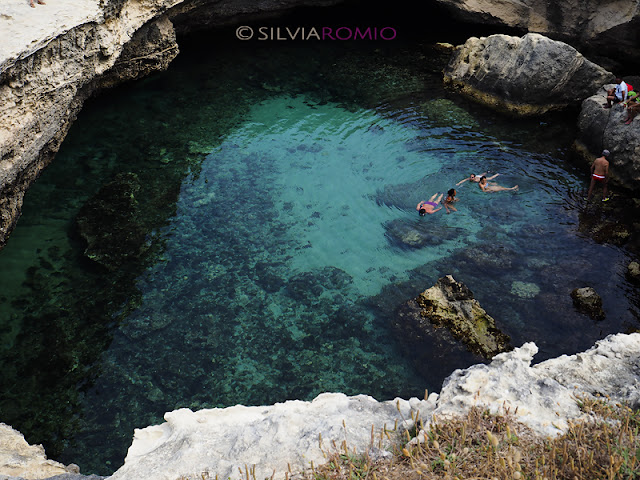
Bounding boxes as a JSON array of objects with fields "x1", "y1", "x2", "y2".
[{"x1": 0, "y1": 26, "x2": 638, "y2": 475}]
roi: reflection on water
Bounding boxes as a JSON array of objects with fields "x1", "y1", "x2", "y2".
[{"x1": 0, "y1": 30, "x2": 637, "y2": 475}]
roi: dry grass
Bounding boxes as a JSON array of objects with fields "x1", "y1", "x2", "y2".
[{"x1": 301, "y1": 397, "x2": 640, "y2": 480}]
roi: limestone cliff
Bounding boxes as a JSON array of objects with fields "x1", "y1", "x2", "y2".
[
  {"x1": 0, "y1": 0, "x2": 343, "y2": 251},
  {"x1": 2, "y1": 333, "x2": 639, "y2": 480}
]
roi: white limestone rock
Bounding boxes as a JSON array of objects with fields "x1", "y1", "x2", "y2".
[
  {"x1": 108, "y1": 393, "x2": 436, "y2": 480},
  {"x1": 0, "y1": 422, "x2": 71, "y2": 479},
  {"x1": 433, "y1": 333, "x2": 640, "y2": 437}
]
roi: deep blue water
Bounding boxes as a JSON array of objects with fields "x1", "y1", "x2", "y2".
[{"x1": 0, "y1": 26, "x2": 638, "y2": 475}]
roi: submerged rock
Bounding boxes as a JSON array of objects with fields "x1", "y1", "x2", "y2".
[
  {"x1": 383, "y1": 218, "x2": 463, "y2": 249},
  {"x1": 443, "y1": 33, "x2": 613, "y2": 116},
  {"x1": 76, "y1": 173, "x2": 147, "y2": 270},
  {"x1": 570, "y1": 286, "x2": 605, "y2": 320},
  {"x1": 628, "y1": 261, "x2": 640, "y2": 283},
  {"x1": 397, "y1": 275, "x2": 511, "y2": 358}
]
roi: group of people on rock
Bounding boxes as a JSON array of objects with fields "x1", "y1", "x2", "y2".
[
  {"x1": 604, "y1": 78, "x2": 638, "y2": 125},
  {"x1": 416, "y1": 173, "x2": 518, "y2": 216}
]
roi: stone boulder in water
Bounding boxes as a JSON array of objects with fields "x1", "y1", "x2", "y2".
[
  {"x1": 570, "y1": 286, "x2": 605, "y2": 320},
  {"x1": 394, "y1": 275, "x2": 511, "y2": 359},
  {"x1": 76, "y1": 172, "x2": 147, "y2": 271},
  {"x1": 384, "y1": 218, "x2": 463, "y2": 249},
  {"x1": 443, "y1": 33, "x2": 613, "y2": 116}
]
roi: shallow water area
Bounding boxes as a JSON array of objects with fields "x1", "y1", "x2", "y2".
[{"x1": 0, "y1": 27, "x2": 638, "y2": 475}]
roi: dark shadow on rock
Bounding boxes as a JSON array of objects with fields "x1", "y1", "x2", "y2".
[{"x1": 76, "y1": 173, "x2": 148, "y2": 271}]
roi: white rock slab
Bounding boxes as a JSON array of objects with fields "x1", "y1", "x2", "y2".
[
  {"x1": 108, "y1": 393, "x2": 436, "y2": 480},
  {"x1": 0, "y1": 0, "x2": 102, "y2": 71},
  {"x1": 433, "y1": 333, "x2": 640, "y2": 437},
  {"x1": 0, "y1": 422, "x2": 68, "y2": 479}
]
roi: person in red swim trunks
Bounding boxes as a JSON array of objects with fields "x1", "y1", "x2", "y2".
[{"x1": 587, "y1": 150, "x2": 610, "y2": 202}]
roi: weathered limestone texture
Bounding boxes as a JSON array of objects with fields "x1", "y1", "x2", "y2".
[
  {"x1": 108, "y1": 393, "x2": 436, "y2": 480},
  {"x1": 431, "y1": 333, "x2": 640, "y2": 437},
  {"x1": 443, "y1": 33, "x2": 613, "y2": 116},
  {"x1": 0, "y1": 0, "x2": 182, "y2": 251},
  {"x1": 2, "y1": 334, "x2": 639, "y2": 480},
  {"x1": 0, "y1": 423, "x2": 77, "y2": 479},
  {"x1": 433, "y1": 0, "x2": 640, "y2": 68},
  {"x1": 576, "y1": 88, "x2": 640, "y2": 194}
]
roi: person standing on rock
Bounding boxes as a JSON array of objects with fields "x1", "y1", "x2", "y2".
[
  {"x1": 586, "y1": 150, "x2": 610, "y2": 202},
  {"x1": 30, "y1": 0, "x2": 46, "y2": 6},
  {"x1": 604, "y1": 78, "x2": 629, "y2": 108},
  {"x1": 416, "y1": 193, "x2": 443, "y2": 216}
]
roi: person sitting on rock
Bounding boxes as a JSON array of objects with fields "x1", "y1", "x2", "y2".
[
  {"x1": 622, "y1": 90, "x2": 639, "y2": 125},
  {"x1": 604, "y1": 78, "x2": 629, "y2": 108},
  {"x1": 586, "y1": 150, "x2": 610, "y2": 202},
  {"x1": 456, "y1": 172, "x2": 500, "y2": 186},
  {"x1": 416, "y1": 193, "x2": 443, "y2": 216},
  {"x1": 478, "y1": 176, "x2": 518, "y2": 192},
  {"x1": 444, "y1": 188, "x2": 459, "y2": 214},
  {"x1": 30, "y1": 0, "x2": 46, "y2": 7}
]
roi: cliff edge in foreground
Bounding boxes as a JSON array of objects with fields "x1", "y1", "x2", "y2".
[{"x1": 3, "y1": 333, "x2": 639, "y2": 480}]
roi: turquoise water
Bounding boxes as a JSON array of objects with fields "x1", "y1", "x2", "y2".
[{"x1": 0, "y1": 30, "x2": 638, "y2": 474}]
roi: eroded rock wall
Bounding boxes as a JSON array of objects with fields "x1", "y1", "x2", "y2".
[
  {"x1": 434, "y1": 0, "x2": 640, "y2": 69},
  {"x1": 0, "y1": 0, "x2": 345, "y2": 251}
]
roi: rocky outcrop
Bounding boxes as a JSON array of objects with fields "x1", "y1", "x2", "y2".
[
  {"x1": 443, "y1": 33, "x2": 613, "y2": 116},
  {"x1": 576, "y1": 88, "x2": 640, "y2": 194},
  {"x1": 570, "y1": 286, "x2": 604, "y2": 320},
  {"x1": 3, "y1": 333, "x2": 640, "y2": 480},
  {"x1": 108, "y1": 393, "x2": 436, "y2": 480},
  {"x1": 0, "y1": 423, "x2": 87, "y2": 479},
  {"x1": 394, "y1": 275, "x2": 510, "y2": 359},
  {"x1": 433, "y1": 0, "x2": 640, "y2": 69},
  {"x1": 428, "y1": 333, "x2": 640, "y2": 438}
]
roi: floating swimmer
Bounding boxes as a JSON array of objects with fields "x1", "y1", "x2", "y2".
[{"x1": 417, "y1": 193, "x2": 443, "y2": 216}]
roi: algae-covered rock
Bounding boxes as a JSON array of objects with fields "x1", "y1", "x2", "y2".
[
  {"x1": 628, "y1": 261, "x2": 640, "y2": 283},
  {"x1": 570, "y1": 287, "x2": 605, "y2": 320},
  {"x1": 76, "y1": 172, "x2": 147, "y2": 271},
  {"x1": 510, "y1": 281, "x2": 540, "y2": 299},
  {"x1": 399, "y1": 275, "x2": 511, "y2": 359}
]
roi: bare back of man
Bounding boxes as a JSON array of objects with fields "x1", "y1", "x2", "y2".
[{"x1": 587, "y1": 150, "x2": 610, "y2": 201}]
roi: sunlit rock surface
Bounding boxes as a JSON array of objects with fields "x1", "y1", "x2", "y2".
[
  {"x1": 2, "y1": 334, "x2": 639, "y2": 480},
  {"x1": 108, "y1": 393, "x2": 436, "y2": 480},
  {"x1": 443, "y1": 33, "x2": 613, "y2": 116},
  {"x1": 0, "y1": 423, "x2": 81, "y2": 479},
  {"x1": 433, "y1": 334, "x2": 640, "y2": 437}
]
